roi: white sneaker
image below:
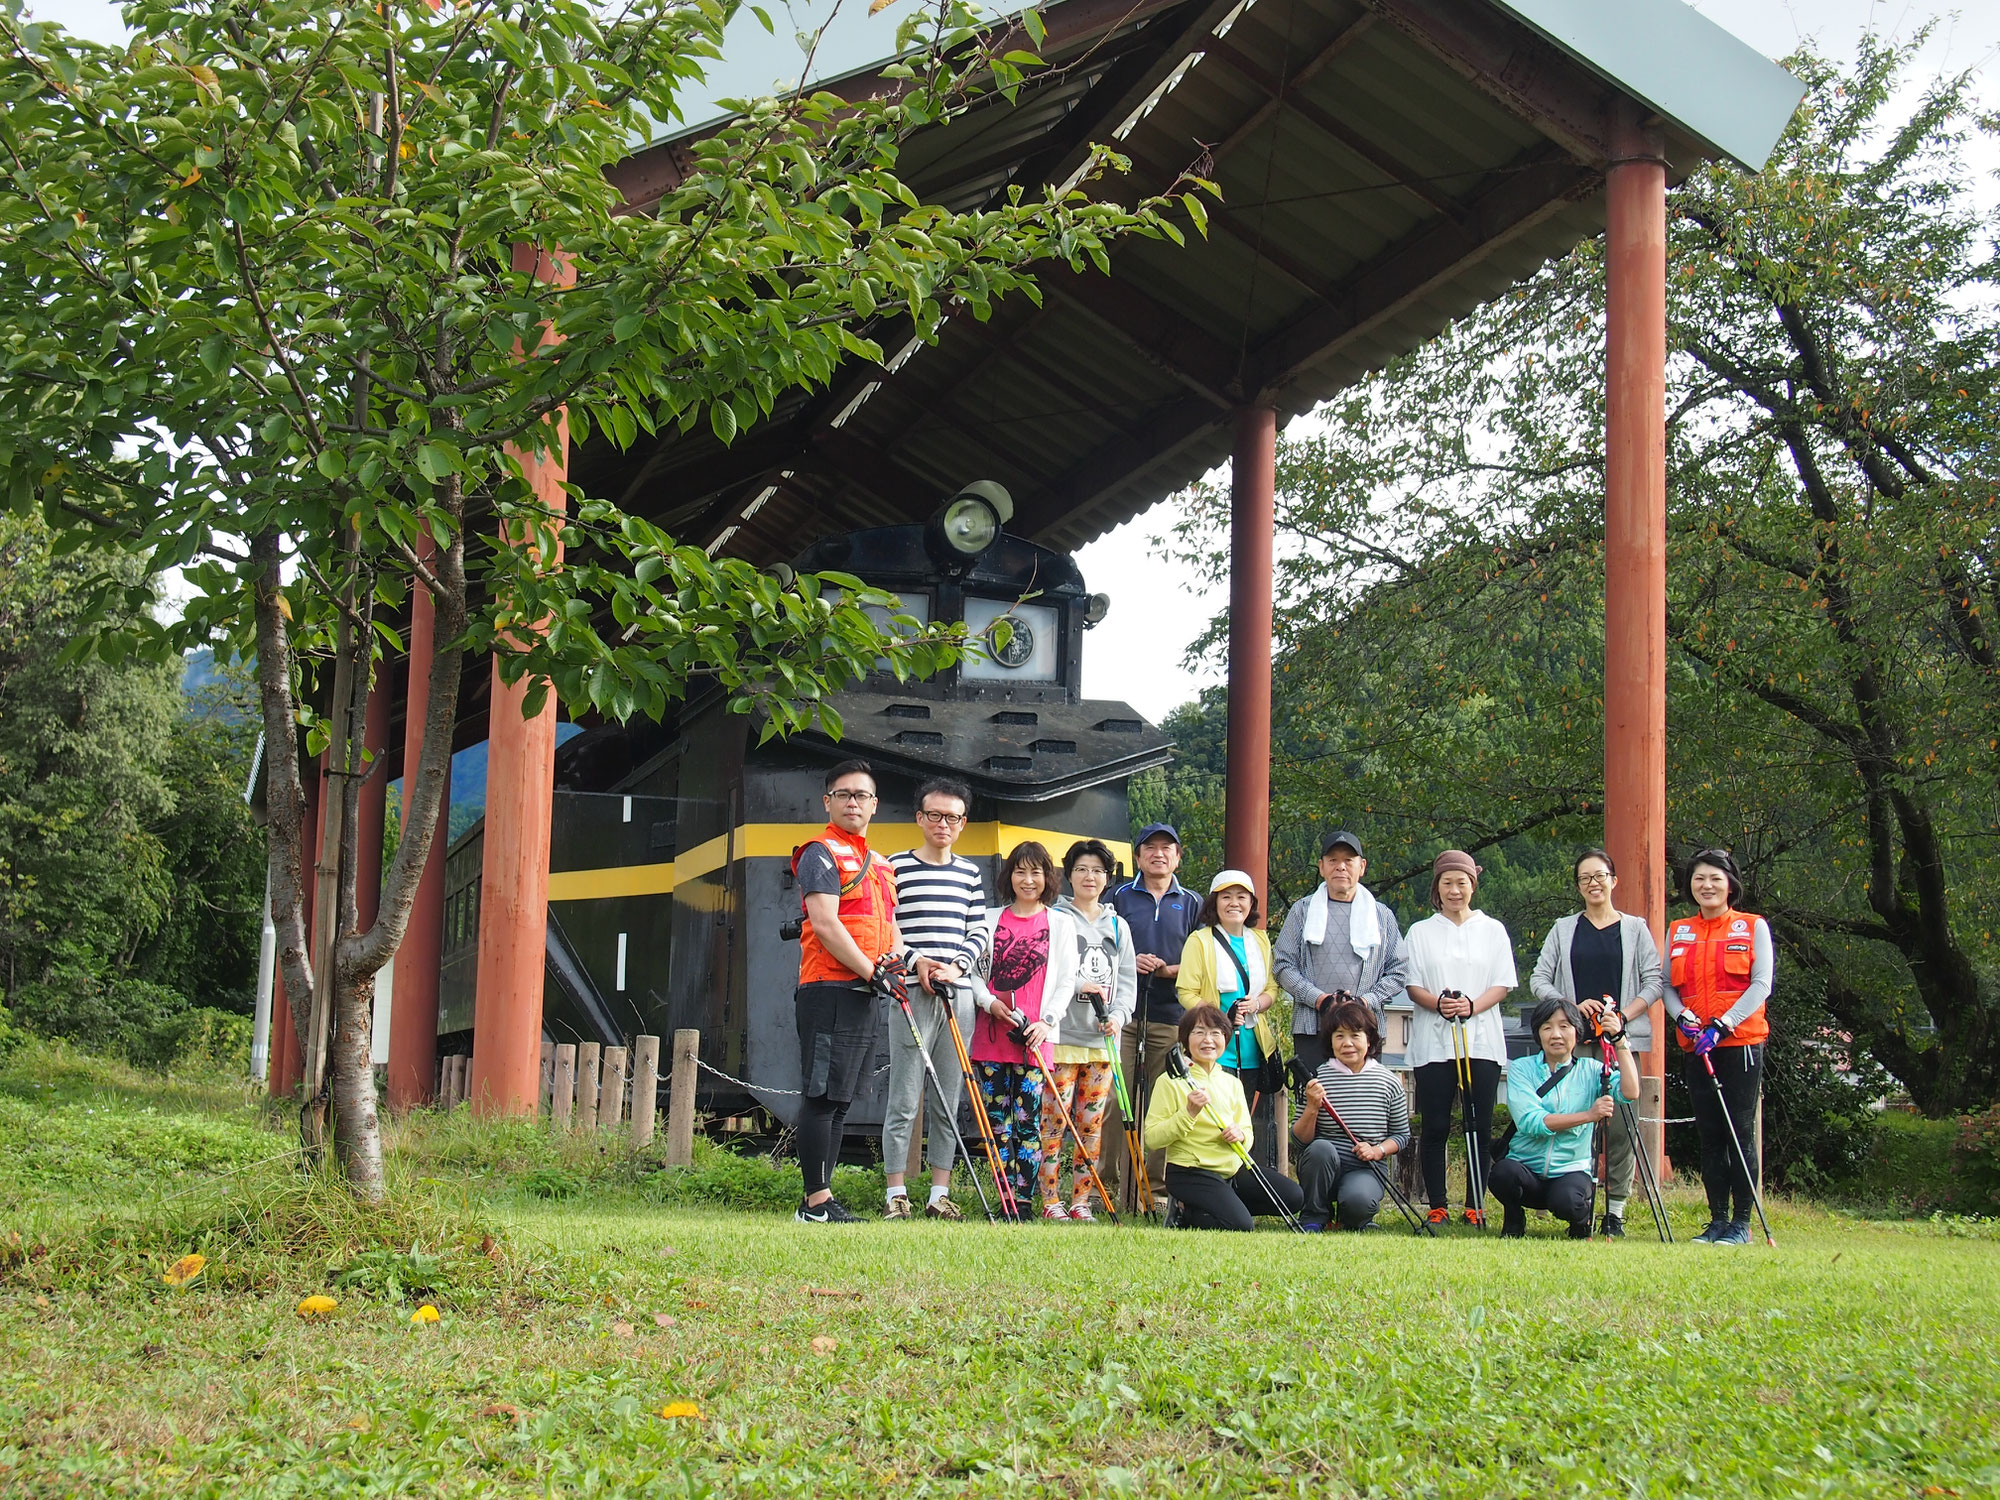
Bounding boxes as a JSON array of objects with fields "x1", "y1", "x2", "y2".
[{"x1": 1041, "y1": 1202, "x2": 1071, "y2": 1222}]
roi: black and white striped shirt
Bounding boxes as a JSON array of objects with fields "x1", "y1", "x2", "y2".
[
  {"x1": 890, "y1": 850, "x2": 987, "y2": 970},
  {"x1": 1307, "y1": 1058, "x2": 1412, "y2": 1162}
]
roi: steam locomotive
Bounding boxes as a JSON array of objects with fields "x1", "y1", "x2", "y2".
[{"x1": 434, "y1": 484, "x2": 1172, "y2": 1131}]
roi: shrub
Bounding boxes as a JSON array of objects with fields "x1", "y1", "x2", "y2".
[{"x1": 1949, "y1": 1105, "x2": 2000, "y2": 1216}]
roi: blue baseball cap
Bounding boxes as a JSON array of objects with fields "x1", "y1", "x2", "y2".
[{"x1": 1134, "y1": 822, "x2": 1181, "y2": 848}]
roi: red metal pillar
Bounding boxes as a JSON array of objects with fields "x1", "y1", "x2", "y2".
[
  {"x1": 1603, "y1": 105, "x2": 1670, "y2": 1159},
  {"x1": 1224, "y1": 405, "x2": 1278, "y2": 906},
  {"x1": 469, "y1": 243, "x2": 573, "y2": 1117},
  {"x1": 385, "y1": 542, "x2": 449, "y2": 1111}
]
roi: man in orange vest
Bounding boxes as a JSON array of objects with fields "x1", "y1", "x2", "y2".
[{"x1": 791, "y1": 758, "x2": 906, "y2": 1224}]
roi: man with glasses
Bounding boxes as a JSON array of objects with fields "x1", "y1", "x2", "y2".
[
  {"x1": 1527, "y1": 848, "x2": 1662, "y2": 1237},
  {"x1": 882, "y1": 776, "x2": 987, "y2": 1220},
  {"x1": 790, "y1": 759, "x2": 904, "y2": 1224}
]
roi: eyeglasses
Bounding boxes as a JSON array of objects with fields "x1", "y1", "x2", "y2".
[
  {"x1": 826, "y1": 789, "x2": 878, "y2": 804},
  {"x1": 1577, "y1": 873, "x2": 1612, "y2": 887},
  {"x1": 917, "y1": 810, "x2": 966, "y2": 826}
]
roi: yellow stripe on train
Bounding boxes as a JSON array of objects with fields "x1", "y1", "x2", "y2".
[{"x1": 545, "y1": 822, "x2": 1133, "y2": 903}]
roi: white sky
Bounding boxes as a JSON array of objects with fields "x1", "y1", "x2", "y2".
[{"x1": 28, "y1": 0, "x2": 1998, "y2": 719}]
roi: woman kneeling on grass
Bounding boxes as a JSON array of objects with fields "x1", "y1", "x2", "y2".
[
  {"x1": 1290, "y1": 998, "x2": 1409, "y2": 1232},
  {"x1": 1491, "y1": 997, "x2": 1638, "y2": 1239},
  {"x1": 1143, "y1": 1003, "x2": 1306, "y2": 1231}
]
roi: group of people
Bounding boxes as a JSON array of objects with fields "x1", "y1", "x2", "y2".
[{"x1": 790, "y1": 758, "x2": 1772, "y2": 1246}]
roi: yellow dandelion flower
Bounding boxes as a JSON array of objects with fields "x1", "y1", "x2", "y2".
[
  {"x1": 411, "y1": 1304, "x2": 441, "y2": 1324},
  {"x1": 658, "y1": 1400, "x2": 704, "y2": 1420},
  {"x1": 161, "y1": 1253, "x2": 207, "y2": 1287},
  {"x1": 296, "y1": 1294, "x2": 338, "y2": 1318}
]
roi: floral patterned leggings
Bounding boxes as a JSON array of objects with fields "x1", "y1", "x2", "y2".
[
  {"x1": 974, "y1": 1062, "x2": 1044, "y2": 1209},
  {"x1": 1038, "y1": 1061, "x2": 1113, "y2": 1208}
]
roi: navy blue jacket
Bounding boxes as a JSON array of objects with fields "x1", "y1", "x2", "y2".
[{"x1": 1112, "y1": 877, "x2": 1201, "y2": 1025}]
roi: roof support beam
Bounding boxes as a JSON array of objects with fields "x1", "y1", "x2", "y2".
[
  {"x1": 1043, "y1": 267, "x2": 1241, "y2": 408},
  {"x1": 1357, "y1": 0, "x2": 1615, "y2": 166}
]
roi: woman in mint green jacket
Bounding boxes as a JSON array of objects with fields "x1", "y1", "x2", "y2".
[{"x1": 1490, "y1": 997, "x2": 1638, "y2": 1239}]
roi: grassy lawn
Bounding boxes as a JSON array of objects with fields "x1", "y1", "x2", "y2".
[{"x1": 3, "y1": 1043, "x2": 1997, "y2": 1498}]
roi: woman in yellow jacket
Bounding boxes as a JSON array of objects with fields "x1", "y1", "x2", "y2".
[
  {"x1": 1176, "y1": 869, "x2": 1281, "y2": 1112},
  {"x1": 1143, "y1": 1003, "x2": 1306, "y2": 1231}
]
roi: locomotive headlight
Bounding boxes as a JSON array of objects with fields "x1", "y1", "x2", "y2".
[{"x1": 924, "y1": 481, "x2": 1014, "y2": 571}]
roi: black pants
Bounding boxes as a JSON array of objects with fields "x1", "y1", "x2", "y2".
[
  {"x1": 1687, "y1": 1044, "x2": 1763, "y2": 1223},
  {"x1": 1489, "y1": 1157, "x2": 1594, "y2": 1235},
  {"x1": 1165, "y1": 1162, "x2": 1304, "y2": 1232},
  {"x1": 795, "y1": 982, "x2": 879, "y2": 1198},
  {"x1": 1414, "y1": 1058, "x2": 1500, "y2": 1209}
]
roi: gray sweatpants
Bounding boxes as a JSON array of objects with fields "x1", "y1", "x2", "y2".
[
  {"x1": 881, "y1": 984, "x2": 973, "y2": 1177},
  {"x1": 1297, "y1": 1138, "x2": 1387, "y2": 1229},
  {"x1": 1596, "y1": 1096, "x2": 1638, "y2": 1207}
]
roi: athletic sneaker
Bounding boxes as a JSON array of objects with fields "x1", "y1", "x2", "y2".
[
  {"x1": 1067, "y1": 1202, "x2": 1096, "y2": 1223},
  {"x1": 1041, "y1": 1202, "x2": 1071, "y2": 1222},
  {"x1": 1567, "y1": 1220, "x2": 1593, "y2": 1240},
  {"x1": 1426, "y1": 1207, "x2": 1451, "y2": 1227},
  {"x1": 882, "y1": 1195, "x2": 913, "y2": 1220},
  {"x1": 1690, "y1": 1220, "x2": 1729, "y2": 1244},
  {"x1": 1714, "y1": 1219, "x2": 1752, "y2": 1246},
  {"x1": 924, "y1": 1198, "x2": 965, "y2": 1221},
  {"x1": 1598, "y1": 1213, "x2": 1626, "y2": 1239},
  {"x1": 795, "y1": 1198, "x2": 860, "y2": 1224},
  {"x1": 1300, "y1": 1219, "x2": 1327, "y2": 1233},
  {"x1": 1462, "y1": 1208, "x2": 1487, "y2": 1228}
]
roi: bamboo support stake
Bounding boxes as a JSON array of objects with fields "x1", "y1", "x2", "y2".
[
  {"x1": 552, "y1": 1044, "x2": 576, "y2": 1130},
  {"x1": 630, "y1": 1035, "x2": 660, "y2": 1148},
  {"x1": 577, "y1": 1043, "x2": 601, "y2": 1131},
  {"x1": 666, "y1": 1029, "x2": 699, "y2": 1167}
]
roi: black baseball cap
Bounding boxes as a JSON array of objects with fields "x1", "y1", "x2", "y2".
[
  {"x1": 1321, "y1": 830, "x2": 1364, "y2": 857},
  {"x1": 1134, "y1": 822, "x2": 1181, "y2": 848}
]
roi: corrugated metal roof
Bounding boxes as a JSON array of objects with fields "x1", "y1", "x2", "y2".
[{"x1": 584, "y1": 0, "x2": 1800, "y2": 565}]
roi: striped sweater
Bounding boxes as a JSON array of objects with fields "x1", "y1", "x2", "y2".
[
  {"x1": 889, "y1": 849, "x2": 987, "y2": 970},
  {"x1": 1302, "y1": 1058, "x2": 1411, "y2": 1163}
]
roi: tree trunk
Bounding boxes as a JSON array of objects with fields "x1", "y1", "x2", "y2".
[{"x1": 331, "y1": 960, "x2": 386, "y2": 1203}]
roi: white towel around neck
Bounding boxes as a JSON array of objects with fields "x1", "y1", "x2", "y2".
[{"x1": 1302, "y1": 883, "x2": 1382, "y2": 960}]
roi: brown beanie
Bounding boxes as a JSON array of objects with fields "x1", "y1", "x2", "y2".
[{"x1": 1430, "y1": 849, "x2": 1481, "y2": 904}]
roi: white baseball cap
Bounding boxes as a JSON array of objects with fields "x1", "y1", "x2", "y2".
[{"x1": 1208, "y1": 869, "x2": 1257, "y2": 895}]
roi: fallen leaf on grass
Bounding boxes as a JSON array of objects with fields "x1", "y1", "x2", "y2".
[
  {"x1": 347, "y1": 1414, "x2": 371, "y2": 1432},
  {"x1": 653, "y1": 1314, "x2": 676, "y2": 1329},
  {"x1": 162, "y1": 1253, "x2": 207, "y2": 1287},
  {"x1": 478, "y1": 1403, "x2": 520, "y2": 1420},
  {"x1": 810, "y1": 1336, "x2": 839, "y2": 1356},
  {"x1": 612, "y1": 1321, "x2": 635, "y2": 1338},
  {"x1": 411, "y1": 1304, "x2": 441, "y2": 1325},
  {"x1": 33, "y1": 1295, "x2": 50, "y2": 1310},
  {"x1": 683, "y1": 1299, "x2": 708, "y2": 1310},
  {"x1": 296, "y1": 1295, "x2": 338, "y2": 1318},
  {"x1": 808, "y1": 1288, "x2": 862, "y2": 1300},
  {"x1": 658, "y1": 1400, "x2": 704, "y2": 1420},
  {"x1": 657, "y1": 1245, "x2": 676, "y2": 1258}
]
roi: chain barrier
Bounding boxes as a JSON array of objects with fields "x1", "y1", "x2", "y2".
[{"x1": 689, "y1": 1055, "x2": 892, "y2": 1101}]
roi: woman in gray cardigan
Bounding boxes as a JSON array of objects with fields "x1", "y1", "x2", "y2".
[{"x1": 1528, "y1": 848, "x2": 1662, "y2": 1238}]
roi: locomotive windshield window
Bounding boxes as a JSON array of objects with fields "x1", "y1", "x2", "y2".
[{"x1": 962, "y1": 598, "x2": 1059, "y2": 682}]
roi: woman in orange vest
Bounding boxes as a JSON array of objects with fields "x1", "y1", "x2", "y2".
[{"x1": 1662, "y1": 847, "x2": 1773, "y2": 1247}]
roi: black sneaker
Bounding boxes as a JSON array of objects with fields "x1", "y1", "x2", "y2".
[
  {"x1": 795, "y1": 1197, "x2": 859, "y2": 1224},
  {"x1": 1500, "y1": 1207, "x2": 1526, "y2": 1239},
  {"x1": 1567, "y1": 1219, "x2": 1593, "y2": 1240},
  {"x1": 1598, "y1": 1213, "x2": 1626, "y2": 1239}
]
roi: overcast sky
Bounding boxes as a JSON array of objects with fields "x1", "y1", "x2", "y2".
[{"x1": 24, "y1": 0, "x2": 1998, "y2": 720}]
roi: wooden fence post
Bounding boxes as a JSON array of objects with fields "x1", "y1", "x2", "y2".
[
  {"x1": 577, "y1": 1042, "x2": 601, "y2": 1131},
  {"x1": 665, "y1": 1028, "x2": 699, "y2": 1167},
  {"x1": 630, "y1": 1034, "x2": 659, "y2": 1149},
  {"x1": 1640, "y1": 1074, "x2": 1668, "y2": 1182},
  {"x1": 552, "y1": 1044, "x2": 576, "y2": 1131},
  {"x1": 602, "y1": 1046, "x2": 627, "y2": 1130},
  {"x1": 540, "y1": 1041, "x2": 554, "y2": 1118},
  {"x1": 446, "y1": 1055, "x2": 467, "y2": 1110}
]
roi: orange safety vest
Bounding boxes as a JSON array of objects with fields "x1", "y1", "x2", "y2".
[
  {"x1": 1665, "y1": 907, "x2": 1770, "y2": 1049},
  {"x1": 793, "y1": 824, "x2": 897, "y2": 986}
]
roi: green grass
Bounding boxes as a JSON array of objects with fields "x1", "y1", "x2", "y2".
[{"x1": 2, "y1": 1041, "x2": 1997, "y2": 1497}]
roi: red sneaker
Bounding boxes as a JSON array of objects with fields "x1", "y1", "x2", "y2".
[
  {"x1": 1463, "y1": 1208, "x2": 1487, "y2": 1228},
  {"x1": 1426, "y1": 1207, "x2": 1451, "y2": 1227}
]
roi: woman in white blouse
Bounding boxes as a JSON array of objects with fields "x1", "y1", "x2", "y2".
[{"x1": 1403, "y1": 849, "x2": 1516, "y2": 1227}]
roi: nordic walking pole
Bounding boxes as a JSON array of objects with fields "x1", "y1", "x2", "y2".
[
  {"x1": 1448, "y1": 1002, "x2": 1488, "y2": 1226},
  {"x1": 1163, "y1": 1046, "x2": 1307, "y2": 1234},
  {"x1": 1699, "y1": 1048, "x2": 1776, "y2": 1247},
  {"x1": 1091, "y1": 996, "x2": 1155, "y2": 1219},
  {"x1": 1013, "y1": 1011, "x2": 1120, "y2": 1223},
  {"x1": 1317, "y1": 1094, "x2": 1434, "y2": 1238},
  {"x1": 1619, "y1": 1090, "x2": 1673, "y2": 1242},
  {"x1": 880, "y1": 973, "x2": 992, "y2": 1222},
  {"x1": 935, "y1": 981, "x2": 1022, "y2": 1221}
]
